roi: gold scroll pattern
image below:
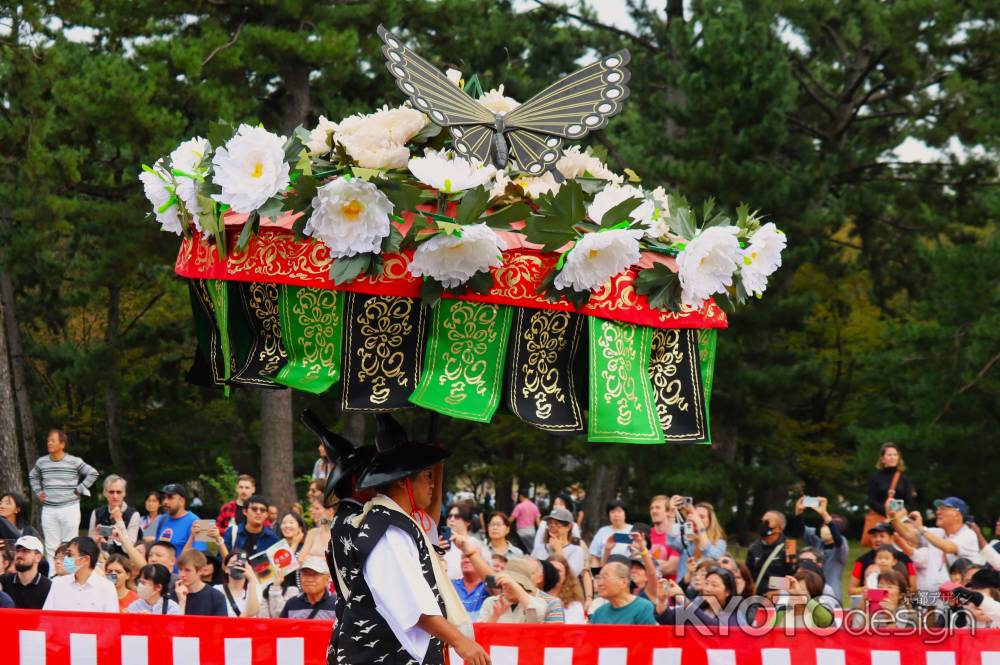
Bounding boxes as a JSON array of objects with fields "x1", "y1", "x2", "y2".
[
  {"x1": 438, "y1": 302, "x2": 501, "y2": 406},
  {"x1": 648, "y1": 329, "x2": 689, "y2": 431},
  {"x1": 596, "y1": 322, "x2": 643, "y2": 427},
  {"x1": 520, "y1": 310, "x2": 572, "y2": 421},
  {"x1": 354, "y1": 296, "x2": 421, "y2": 406},
  {"x1": 288, "y1": 287, "x2": 340, "y2": 381},
  {"x1": 249, "y1": 282, "x2": 287, "y2": 377}
]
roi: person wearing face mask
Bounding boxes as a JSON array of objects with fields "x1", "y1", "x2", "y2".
[
  {"x1": 42, "y1": 536, "x2": 119, "y2": 612},
  {"x1": 335, "y1": 414, "x2": 490, "y2": 665},
  {"x1": 127, "y1": 563, "x2": 181, "y2": 614}
]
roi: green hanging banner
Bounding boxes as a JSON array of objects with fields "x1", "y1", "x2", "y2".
[
  {"x1": 695, "y1": 329, "x2": 718, "y2": 445},
  {"x1": 409, "y1": 299, "x2": 512, "y2": 423},
  {"x1": 588, "y1": 317, "x2": 663, "y2": 444},
  {"x1": 273, "y1": 286, "x2": 344, "y2": 394},
  {"x1": 206, "y1": 279, "x2": 233, "y2": 387},
  {"x1": 648, "y1": 329, "x2": 709, "y2": 443}
]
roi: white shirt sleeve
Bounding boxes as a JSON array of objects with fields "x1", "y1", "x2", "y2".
[
  {"x1": 589, "y1": 526, "x2": 608, "y2": 558},
  {"x1": 565, "y1": 544, "x2": 585, "y2": 577},
  {"x1": 365, "y1": 525, "x2": 442, "y2": 663},
  {"x1": 981, "y1": 542, "x2": 1000, "y2": 569},
  {"x1": 564, "y1": 601, "x2": 587, "y2": 624},
  {"x1": 949, "y1": 526, "x2": 983, "y2": 564}
]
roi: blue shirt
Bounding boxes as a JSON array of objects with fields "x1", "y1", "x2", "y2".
[
  {"x1": 451, "y1": 579, "x2": 488, "y2": 618},
  {"x1": 223, "y1": 523, "x2": 281, "y2": 558},
  {"x1": 154, "y1": 512, "x2": 199, "y2": 569},
  {"x1": 589, "y1": 595, "x2": 657, "y2": 625},
  {"x1": 0, "y1": 591, "x2": 14, "y2": 608}
]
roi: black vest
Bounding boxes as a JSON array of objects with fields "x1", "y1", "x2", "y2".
[
  {"x1": 94, "y1": 505, "x2": 141, "y2": 553},
  {"x1": 326, "y1": 499, "x2": 363, "y2": 663},
  {"x1": 330, "y1": 505, "x2": 446, "y2": 665}
]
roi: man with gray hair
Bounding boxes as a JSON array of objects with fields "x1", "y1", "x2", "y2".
[
  {"x1": 88, "y1": 474, "x2": 141, "y2": 554},
  {"x1": 589, "y1": 561, "x2": 657, "y2": 624}
]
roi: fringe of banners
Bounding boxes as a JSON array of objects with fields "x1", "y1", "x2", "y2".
[
  {"x1": 5, "y1": 609, "x2": 998, "y2": 665},
  {"x1": 188, "y1": 279, "x2": 716, "y2": 445}
]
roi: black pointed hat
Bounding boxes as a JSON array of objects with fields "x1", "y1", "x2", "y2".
[
  {"x1": 357, "y1": 414, "x2": 449, "y2": 490},
  {"x1": 299, "y1": 410, "x2": 374, "y2": 504}
]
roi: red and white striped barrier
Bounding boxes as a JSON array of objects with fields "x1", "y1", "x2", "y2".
[{"x1": 4, "y1": 610, "x2": 999, "y2": 665}]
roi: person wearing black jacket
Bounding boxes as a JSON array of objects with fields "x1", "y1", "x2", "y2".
[
  {"x1": 746, "y1": 507, "x2": 824, "y2": 594},
  {"x1": 866, "y1": 443, "x2": 914, "y2": 519}
]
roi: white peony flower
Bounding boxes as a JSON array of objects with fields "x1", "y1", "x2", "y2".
[
  {"x1": 408, "y1": 223, "x2": 505, "y2": 287},
  {"x1": 515, "y1": 171, "x2": 561, "y2": 198},
  {"x1": 555, "y1": 146, "x2": 623, "y2": 183},
  {"x1": 408, "y1": 149, "x2": 496, "y2": 193},
  {"x1": 304, "y1": 178, "x2": 394, "y2": 258},
  {"x1": 335, "y1": 104, "x2": 428, "y2": 170},
  {"x1": 587, "y1": 184, "x2": 655, "y2": 227},
  {"x1": 676, "y1": 226, "x2": 742, "y2": 308},
  {"x1": 644, "y1": 186, "x2": 672, "y2": 240},
  {"x1": 446, "y1": 68, "x2": 463, "y2": 87},
  {"x1": 739, "y1": 222, "x2": 786, "y2": 296},
  {"x1": 169, "y1": 137, "x2": 211, "y2": 229},
  {"x1": 139, "y1": 164, "x2": 182, "y2": 235},
  {"x1": 211, "y1": 124, "x2": 290, "y2": 213},
  {"x1": 553, "y1": 229, "x2": 643, "y2": 292},
  {"x1": 305, "y1": 115, "x2": 338, "y2": 156},
  {"x1": 479, "y1": 85, "x2": 520, "y2": 114},
  {"x1": 490, "y1": 170, "x2": 511, "y2": 199}
]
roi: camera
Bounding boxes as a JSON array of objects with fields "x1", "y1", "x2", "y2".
[
  {"x1": 888, "y1": 499, "x2": 904, "y2": 512},
  {"x1": 802, "y1": 496, "x2": 820, "y2": 509},
  {"x1": 682, "y1": 497, "x2": 693, "y2": 507},
  {"x1": 106, "y1": 572, "x2": 118, "y2": 585},
  {"x1": 229, "y1": 552, "x2": 247, "y2": 580},
  {"x1": 98, "y1": 525, "x2": 114, "y2": 538}
]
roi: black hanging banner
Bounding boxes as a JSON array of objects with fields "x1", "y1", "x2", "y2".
[
  {"x1": 229, "y1": 281, "x2": 288, "y2": 388},
  {"x1": 186, "y1": 279, "x2": 228, "y2": 387},
  {"x1": 648, "y1": 328, "x2": 708, "y2": 443},
  {"x1": 340, "y1": 293, "x2": 428, "y2": 412},
  {"x1": 503, "y1": 308, "x2": 585, "y2": 434}
]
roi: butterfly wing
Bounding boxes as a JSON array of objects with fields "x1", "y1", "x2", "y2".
[
  {"x1": 377, "y1": 26, "x2": 495, "y2": 129},
  {"x1": 450, "y1": 124, "x2": 496, "y2": 165},
  {"x1": 503, "y1": 50, "x2": 631, "y2": 173},
  {"x1": 505, "y1": 130, "x2": 563, "y2": 175}
]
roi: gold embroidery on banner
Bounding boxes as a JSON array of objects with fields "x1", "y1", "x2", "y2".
[
  {"x1": 520, "y1": 310, "x2": 571, "y2": 421},
  {"x1": 491, "y1": 254, "x2": 547, "y2": 301},
  {"x1": 355, "y1": 296, "x2": 417, "y2": 405},
  {"x1": 649, "y1": 329, "x2": 689, "y2": 431},
  {"x1": 230, "y1": 234, "x2": 331, "y2": 281},
  {"x1": 290, "y1": 288, "x2": 340, "y2": 381},
  {"x1": 596, "y1": 322, "x2": 642, "y2": 427},
  {"x1": 437, "y1": 302, "x2": 500, "y2": 406},
  {"x1": 249, "y1": 282, "x2": 286, "y2": 376}
]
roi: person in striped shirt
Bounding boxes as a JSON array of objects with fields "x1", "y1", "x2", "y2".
[{"x1": 28, "y1": 429, "x2": 98, "y2": 563}]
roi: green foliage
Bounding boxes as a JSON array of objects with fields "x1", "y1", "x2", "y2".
[{"x1": 199, "y1": 456, "x2": 241, "y2": 505}]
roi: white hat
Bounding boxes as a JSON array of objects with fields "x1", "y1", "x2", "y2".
[
  {"x1": 300, "y1": 556, "x2": 329, "y2": 575},
  {"x1": 15, "y1": 535, "x2": 44, "y2": 554}
]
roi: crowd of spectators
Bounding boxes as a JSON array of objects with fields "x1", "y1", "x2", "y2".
[{"x1": 1, "y1": 434, "x2": 998, "y2": 632}]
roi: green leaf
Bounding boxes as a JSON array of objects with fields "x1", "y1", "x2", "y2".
[
  {"x1": 329, "y1": 253, "x2": 371, "y2": 285},
  {"x1": 463, "y1": 74, "x2": 484, "y2": 99},
  {"x1": 351, "y1": 167, "x2": 383, "y2": 182},
  {"x1": 282, "y1": 134, "x2": 305, "y2": 163},
  {"x1": 207, "y1": 120, "x2": 234, "y2": 151},
  {"x1": 293, "y1": 126, "x2": 313, "y2": 144},
  {"x1": 634, "y1": 263, "x2": 684, "y2": 312},
  {"x1": 258, "y1": 195, "x2": 285, "y2": 222},
  {"x1": 667, "y1": 205, "x2": 697, "y2": 240},
  {"x1": 368, "y1": 254, "x2": 385, "y2": 278},
  {"x1": 466, "y1": 270, "x2": 494, "y2": 294},
  {"x1": 523, "y1": 215, "x2": 577, "y2": 252},
  {"x1": 421, "y1": 278, "x2": 445, "y2": 307},
  {"x1": 535, "y1": 179, "x2": 586, "y2": 226},
  {"x1": 236, "y1": 211, "x2": 259, "y2": 251},
  {"x1": 381, "y1": 225, "x2": 403, "y2": 254},
  {"x1": 624, "y1": 168, "x2": 642, "y2": 183},
  {"x1": 381, "y1": 181, "x2": 423, "y2": 213},
  {"x1": 411, "y1": 122, "x2": 442, "y2": 144},
  {"x1": 436, "y1": 220, "x2": 463, "y2": 236},
  {"x1": 456, "y1": 186, "x2": 491, "y2": 225},
  {"x1": 599, "y1": 196, "x2": 644, "y2": 227},
  {"x1": 481, "y1": 202, "x2": 530, "y2": 229},
  {"x1": 294, "y1": 149, "x2": 313, "y2": 176},
  {"x1": 401, "y1": 216, "x2": 431, "y2": 250},
  {"x1": 291, "y1": 210, "x2": 311, "y2": 240},
  {"x1": 283, "y1": 175, "x2": 318, "y2": 213}
]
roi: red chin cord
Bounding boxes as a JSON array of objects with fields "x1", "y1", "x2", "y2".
[{"x1": 405, "y1": 478, "x2": 435, "y2": 534}]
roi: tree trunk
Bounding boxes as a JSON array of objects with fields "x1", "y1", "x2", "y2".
[
  {"x1": 0, "y1": 272, "x2": 37, "y2": 466},
  {"x1": 261, "y1": 388, "x2": 296, "y2": 513},
  {"x1": 0, "y1": 289, "x2": 26, "y2": 496},
  {"x1": 340, "y1": 413, "x2": 365, "y2": 449},
  {"x1": 256, "y1": 58, "x2": 313, "y2": 516},
  {"x1": 105, "y1": 284, "x2": 126, "y2": 473},
  {"x1": 495, "y1": 440, "x2": 515, "y2": 515},
  {"x1": 582, "y1": 461, "x2": 627, "y2": 538}
]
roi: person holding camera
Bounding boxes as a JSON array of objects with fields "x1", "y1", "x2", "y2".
[
  {"x1": 591, "y1": 499, "x2": 633, "y2": 567},
  {"x1": 746, "y1": 511, "x2": 799, "y2": 593},
  {"x1": 89, "y1": 475, "x2": 141, "y2": 555},
  {"x1": 213, "y1": 550, "x2": 260, "y2": 617},
  {"x1": 863, "y1": 443, "x2": 915, "y2": 547},
  {"x1": 478, "y1": 558, "x2": 549, "y2": 623}
]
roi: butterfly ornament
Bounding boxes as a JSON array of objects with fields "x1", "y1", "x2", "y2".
[{"x1": 378, "y1": 25, "x2": 631, "y2": 176}]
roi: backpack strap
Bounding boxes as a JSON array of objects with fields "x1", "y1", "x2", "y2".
[{"x1": 221, "y1": 584, "x2": 242, "y2": 617}]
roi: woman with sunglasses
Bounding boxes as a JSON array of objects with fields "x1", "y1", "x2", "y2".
[
  {"x1": 655, "y1": 565, "x2": 741, "y2": 626},
  {"x1": 443, "y1": 503, "x2": 486, "y2": 579}
]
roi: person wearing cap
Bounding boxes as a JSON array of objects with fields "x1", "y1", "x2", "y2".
[
  {"x1": 280, "y1": 556, "x2": 337, "y2": 619},
  {"x1": 152, "y1": 483, "x2": 200, "y2": 570},
  {"x1": 0, "y1": 535, "x2": 52, "y2": 608},
  {"x1": 589, "y1": 499, "x2": 633, "y2": 568},
  {"x1": 849, "y1": 521, "x2": 916, "y2": 595},
  {"x1": 477, "y1": 557, "x2": 549, "y2": 623},
  {"x1": 533, "y1": 507, "x2": 586, "y2": 577},
  {"x1": 335, "y1": 414, "x2": 489, "y2": 665},
  {"x1": 891, "y1": 496, "x2": 984, "y2": 575}
]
